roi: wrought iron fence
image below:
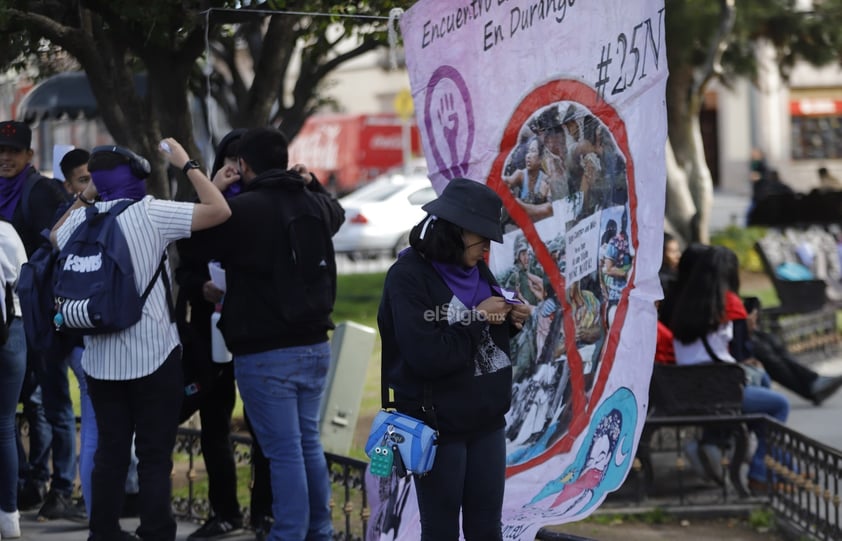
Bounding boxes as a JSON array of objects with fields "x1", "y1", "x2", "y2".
[
  {"x1": 765, "y1": 418, "x2": 842, "y2": 541},
  {"x1": 620, "y1": 414, "x2": 766, "y2": 506},
  {"x1": 171, "y1": 427, "x2": 369, "y2": 541},
  {"x1": 17, "y1": 413, "x2": 840, "y2": 540}
]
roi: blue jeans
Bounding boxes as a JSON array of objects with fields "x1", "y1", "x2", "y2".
[
  {"x1": 1, "y1": 320, "x2": 27, "y2": 512},
  {"x1": 69, "y1": 347, "x2": 94, "y2": 509},
  {"x1": 742, "y1": 385, "x2": 790, "y2": 482},
  {"x1": 414, "y1": 427, "x2": 506, "y2": 541},
  {"x1": 235, "y1": 342, "x2": 333, "y2": 541}
]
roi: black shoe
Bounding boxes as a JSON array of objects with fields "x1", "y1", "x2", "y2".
[
  {"x1": 811, "y1": 375, "x2": 842, "y2": 405},
  {"x1": 37, "y1": 490, "x2": 88, "y2": 523},
  {"x1": 89, "y1": 530, "x2": 141, "y2": 541},
  {"x1": 17, "y1": 480, "x2": 46, "y2": 511},
  {"x1": 252, "y1": 516, "x2": 274, "y2": 541},
  {"x1": 187, "y1": 515, "x2": 244, "y2": 539}
]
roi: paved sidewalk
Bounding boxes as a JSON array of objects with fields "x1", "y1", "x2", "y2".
[{"x1": 13, "y1": 509, "x2": 257, "y2": 541}]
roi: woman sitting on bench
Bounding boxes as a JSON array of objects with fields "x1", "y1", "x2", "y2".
[{"x1": 662, "y1": 244, "x2": 790, "y2": 494}]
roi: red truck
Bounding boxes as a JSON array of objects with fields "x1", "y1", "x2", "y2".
[{"x1": 288, "y1": 113, "x2": 422, "y2": 195}]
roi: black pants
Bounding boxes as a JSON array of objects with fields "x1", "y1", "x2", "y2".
[
  {"x1": 181, "y1": 362, "x2": 242, "y2": 523},
  {"x1": 753, "y1": 330, "x2": 818, "y2": 399},
  {"x1": 243, "y1": 410, "x2": 273, "y2": 526},
  {"x1": 414, "y1": 427, "x2": 505, "y2": 541},
  {"x1": 87, "y1": 348, "x2": 183, "y2": 541}
]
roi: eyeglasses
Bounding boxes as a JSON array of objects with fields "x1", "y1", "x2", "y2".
[{"x1": 463, "y1": 237, "x2": 489, "y2": 250}]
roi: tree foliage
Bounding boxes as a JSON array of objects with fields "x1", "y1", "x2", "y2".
[
  {"x1": 665, "y1": 0, "x2": 842, "y2": 243},
  {"x1": 0, "y1": 0, "x2": 413, "y2": 197}
]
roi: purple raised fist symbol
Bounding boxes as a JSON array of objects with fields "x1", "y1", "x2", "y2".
[
  {"x1": 436, "y1": 93, "x2": 461, "y2": 174},
  {"x1": 424, "y1": 66, "x2": 475, "y2": 181}
]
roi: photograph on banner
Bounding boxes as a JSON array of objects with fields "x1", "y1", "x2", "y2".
[{"x1": 501, "y1": 101, "x2": 628, "y2": 233}]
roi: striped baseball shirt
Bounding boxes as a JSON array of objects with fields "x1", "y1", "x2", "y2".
[{"x1": 56, "y1": 195, "x2": 194, "y2": 380}]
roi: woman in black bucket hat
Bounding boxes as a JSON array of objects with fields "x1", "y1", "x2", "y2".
[{"x1": 377, "y1": 178, "x2": 529, "y2": 540}]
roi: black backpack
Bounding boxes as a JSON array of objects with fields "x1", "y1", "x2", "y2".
[{"x1": 274, "y1": 192, "x2": 336, "y2": 324}]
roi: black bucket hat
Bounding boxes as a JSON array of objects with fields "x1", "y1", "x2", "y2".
[{"x1": 422, "y1": 178, "x2": 504, "y2": 243}]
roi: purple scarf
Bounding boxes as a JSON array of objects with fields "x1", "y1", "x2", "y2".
[
  {"x1": 91, "y1": 164, "x2": 147, "y2": 201},
  {"x1": 0, "y1": 164, "x2": 30, "y2": 221},
  {"x1": 222, "y1": 181, "x2": 243, "y2": 199},
  {"x1": 431, "y1": 261, "x2": 493, "y2": 309}
]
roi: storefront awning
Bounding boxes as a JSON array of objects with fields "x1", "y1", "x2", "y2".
[{"x1": 17, "y1": 71, "x2": 147, "y2": 123}]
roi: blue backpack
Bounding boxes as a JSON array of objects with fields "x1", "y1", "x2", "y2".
[
  {"x1": 51, "y1": 199, "x2": 166, "y2": 335},
  {"x1": 17, "y1": 231, "x2": 75, "y2": 356}
]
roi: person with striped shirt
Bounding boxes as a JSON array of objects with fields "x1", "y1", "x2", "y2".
[{"x1": 50, "y1": 140, "x2": 231, "y2": 541}]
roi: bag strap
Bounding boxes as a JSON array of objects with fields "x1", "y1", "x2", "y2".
[
  {"x1": 380, "y1": 356, "x2": 438, "y2": 430},
  {"x1": 700, "y1": 335, "x2": 724, "y2": 363},
  {"x1": 141, "y1": 253, "x2": 175, "y2": 323}
]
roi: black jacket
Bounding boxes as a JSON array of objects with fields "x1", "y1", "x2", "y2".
[
  {"x1": 378, "y1": 248, "x2": 514, "y2": 441},
  {"x1": 191, "y1": 169, "x2": 345, "y2": 354},
  {"x1": 12, "y1": 168, "x2": 69, "y2": 256}
]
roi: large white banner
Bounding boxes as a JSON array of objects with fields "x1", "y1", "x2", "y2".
[{"x1": 367, "y1": 1, "x2": 667, "y2": 539}]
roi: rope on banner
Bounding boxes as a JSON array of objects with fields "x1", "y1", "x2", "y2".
[
  {"x1": 199, "y1": 7, "x2": 391, "y2": 21},
  {"x1": 388, "y1": 8, "x2": 405, "y2": 71}
]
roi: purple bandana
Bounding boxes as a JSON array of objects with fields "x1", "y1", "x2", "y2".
[
  {"x1": 431, "y1": 261, "x2": 493, "y2": 309},
  {"x1": 0, "y1": 164, "x2": 30, "y2": 221},
  {"x1": 91, "y1": 164, "x2": 147, "y2": 201},
  {"x1": 222, "y1": 181, "x2": 243, "y2": 199}
]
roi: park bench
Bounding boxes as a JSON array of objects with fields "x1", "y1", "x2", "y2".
[
  {"x1": 754, "y1": 226, "x2": 842, "y2": 359},
  {"x1": 636, "y1": 362, "x2": 753, "y2": 499}
]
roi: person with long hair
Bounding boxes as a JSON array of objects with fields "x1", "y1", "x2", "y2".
[
  {"x1": 378, "y1": 178, "x2": 529, "y2": 540},
  {"x1": 666, "y1": 245, "x2": 789, "y2": 493}
]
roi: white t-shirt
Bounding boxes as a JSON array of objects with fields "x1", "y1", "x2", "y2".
[
  {"x1": 56, "y1": 196, "x2": 194, "y2": 380},
  {"x1": 0, "y1": 221, "x2": 27, "y2": 321},
  {"x1": 673, "y1": 321, "x2": 736, "y2": 365}
]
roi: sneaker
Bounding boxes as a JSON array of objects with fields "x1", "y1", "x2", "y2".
[
  {"x1": 187, "y1": 516, "x2": 244, "y2": 539},
  {"x1": 37, "y1": 490, "x2": 88, "y2": 523},
  {"x1": 17, "y1": 480, "x2": 46, "y2": 511},
  {"x1": 0, "y1": 509, "x2": 21, "y2": 539}
]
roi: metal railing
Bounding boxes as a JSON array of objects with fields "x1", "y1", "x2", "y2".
[
  {"x1": 764, "y1": 419, "x2": 842, "y2": 541},
  {"x1": 171, "y1": 427, "x2": 370, "y2": 541},
  {"x1": 622, "y1": 414, "x2": 766, "y2": 505},
  {"x1": 17, "y1": 414, "x2": 842, "y2": 540}
]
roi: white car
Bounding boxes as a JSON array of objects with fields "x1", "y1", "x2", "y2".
[{"x1": 333, "y1": 174, "x2": 437, "y2": 258}]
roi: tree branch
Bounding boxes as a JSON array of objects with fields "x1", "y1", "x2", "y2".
[{"x1": 691, "y1": 0, "x2": 736, "y2": 99}]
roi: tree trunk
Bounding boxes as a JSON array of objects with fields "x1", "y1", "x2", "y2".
[
  {"x1": 666, "y1": 68, "x2": 714, "y2": 244},
  {"x1": 664, "y1": 140, "x2": 696, "y2": 242}
]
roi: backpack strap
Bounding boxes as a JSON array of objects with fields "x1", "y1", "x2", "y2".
[
  {"x1": 141, "y1": 253, "x2": 175, "y2": 323},
  {"x1": 20, "y1": 170, "x2": 39, "y2": 228}
]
